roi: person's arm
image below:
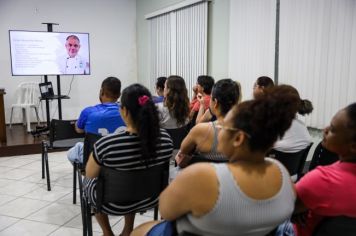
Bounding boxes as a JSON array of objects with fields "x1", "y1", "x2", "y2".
[
  {"x1": 75, "y1": 121, "x2": 85, "y2": 133},
  {"x1": 294, "y1": 167, "x2": 332, "y2": 215},
  {"x1": 85, "y1": 153, "x2": 101, "y2": 178},
  {"x1": 195, "y1": 93, "x2": 206, "y2": 123},
  {"x1": 196, "y1": 108, "x2": 212, "y2": 124},
  {"x1": 159, "y1": 163, "x2": 218, "y2": 220},
  {"x1": 76, "y1": 107, "x2": 91, "y2": 134},
  {"x1": 189, "y1": 95, "x2": 203, "y2": 121},
  {"x1": 179, "y1": 125, "x2": 202, "y2": 155}
]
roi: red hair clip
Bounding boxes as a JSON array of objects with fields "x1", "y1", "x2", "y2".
[{"x1": 138, "y1": 95, "x2": 149, "y2": 106}]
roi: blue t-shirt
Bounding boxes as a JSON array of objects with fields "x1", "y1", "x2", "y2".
[
  {"x1": 76, "y1": 103, "x2": 125, "y2": 135},
  {"x1": 153, "y1": 96, "x2": 164, "y2": 103}
]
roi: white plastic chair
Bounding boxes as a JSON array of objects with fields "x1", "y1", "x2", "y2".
[{"x1": 9, "y1": 82, "x2": 41, "y2": 132}]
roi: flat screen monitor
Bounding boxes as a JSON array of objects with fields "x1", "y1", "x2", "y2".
[{"x1": 9, "y1": 30, "x2": 90, "y2": 76}]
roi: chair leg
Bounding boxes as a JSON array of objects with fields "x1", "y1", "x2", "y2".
[
  {"x1": 43, "y1": 142, "x2": 51, "y2": 191},
  {"x1": 154, "y1": 205, "x2": 159, "y2": 220},
  {"x1": 41, "y1": 142, "x2": 45, "y2": 179},
  {"x1": 85, "y1": 200, "x2": 93, "y2": 236},
  {"x1": 78, "y1": 168, "x2": 86, "y2": 236},
  {"x1": 22, "y1": 108, "x2": 26, "y2": 126},
  {"x1": 9, "y1": 107, "x2": 14, "y2": 129},
  {"x1": 34, "y1": 107, "x2": 40, "y2": 125},
  {"x1": 73, "y1": 163, "x2": 77, "y2": 204},
  {"x1": 81, "y1": 190, "x2": 88, "y2": 236},
  {"x1": 25, "y1": 107, "x2": 31, "y2": 132}
]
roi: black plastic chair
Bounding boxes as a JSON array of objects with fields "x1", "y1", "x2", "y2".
[
  {"x1": 72, "y1": 133, "x2": 102, "y2": 204},
  {"x1": 165, "y1": 125, "x2": 190, "y2": 150},
  {"x1": 188, "y1": 152, "x2": 228, "y2": 165},
  {"x1": 82, "y1": 162, "x2": 170, "y2": 236},
  {"x1": 268, "y1": 143, "x2": 313, "y2": 181},
  {"x1": 312, "y1": 216, "x2": 356, "y2": 236},
  {"x1": 178, "y1": 232, "x2": 201, "y2": 236},
  {"x1": 41, "y1": 119, "x2": 84, "y2": 191},
  {"x1": 308, "y1": 141, "x2": 339, "y2": 171}
]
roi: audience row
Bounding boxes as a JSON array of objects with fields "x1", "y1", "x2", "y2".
[{"x1": 68, "y1": 75, "x2": 356, "y2": 236}]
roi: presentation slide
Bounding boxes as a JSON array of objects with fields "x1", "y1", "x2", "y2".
[{"x1": 9, "y1": 31, "x2": 90, "y2": 76}]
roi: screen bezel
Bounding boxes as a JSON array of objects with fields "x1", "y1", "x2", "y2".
[{"x1": 9, "y1": 30, "x2": 91, "y2": 76}]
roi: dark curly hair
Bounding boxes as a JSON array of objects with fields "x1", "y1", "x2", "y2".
[
  {"x1": 232, "y1": 85, "x2": 300, "y2": 152},
  {"x1": 165, "y1": 76, "x2": 190, "y2": 126},
  {"x1": 298, "y1": 99, "x2": 313, "y2": 115},
  {"x1": 197, "y1": 75, "x2": 215, "y2": 95},
  {"x1": 345, "y1": 103, "x2": 356, "y2": 141},
  {"x1": 211, "y1": 79, "x2": 240, "y2": 116},
  {"x1": 256, "y1": 76, "x2": 274, "y2": 88},
  {"x1": 120, "y1": 84, "x2": 160, "y2": 162},
  {"x1": 284, "y1": 85, "x2": 313, "y2": 116}
]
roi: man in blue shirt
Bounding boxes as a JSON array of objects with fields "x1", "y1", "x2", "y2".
[
  {"x1": 68, "y1": 77, "x2": 125, "y2": 163},
  {"x1": 152, "y1": 76, "x2": 166, "y2": 103}
]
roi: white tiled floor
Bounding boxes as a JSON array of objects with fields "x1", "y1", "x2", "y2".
[{"x1": 0, "y1": 152, "x2": 155, "y2": 235}]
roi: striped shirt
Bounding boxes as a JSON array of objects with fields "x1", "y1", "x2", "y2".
[{"x1": 84, "y1": 129, "x2": 173, "y2": 215}]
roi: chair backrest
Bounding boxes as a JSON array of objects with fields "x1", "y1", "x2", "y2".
[
  {"x1": 189, "y1": 153, "x2": 228, "y2": 165},
  {"x1": 268, "y1": 143, "x2": 313, "y2": 177},
  {"x1": 308, "y1": 141, "x2": 339, "y2": 171},
  {"x1": 49, "y1": 119, "x2": 85, "y2": 148},
  {"x1": 82, "y1": 132, "x2": 102, "y2": 167},
  {"x1": 96, "y1": 162, "x2": 170, "y2": 212},
  {"x1": 14, "y1": 82, "x2": 40, "y2": 106},
  {"x1": 313, "y1": 216, "x2": 356, "y2": 236},
  {"x1": 165, "y1": 125, "x2": 190, "y2": 149}
]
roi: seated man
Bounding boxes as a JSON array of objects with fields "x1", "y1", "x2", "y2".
[
  {"x1": 152, "y1": 76, "x2": 167, "y2": 103},
  {"x1": 67, "y1": 76, "x2": 126, "y2": 164},
  {"x1": 189, "y1": 75, "x2": 214, "y2": 123}
]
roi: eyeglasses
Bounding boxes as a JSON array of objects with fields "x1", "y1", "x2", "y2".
[{"x1": 215, "y1": 124, "x2": 251, "y2": 139}]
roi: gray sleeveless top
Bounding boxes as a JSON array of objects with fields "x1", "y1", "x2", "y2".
[
  {"x1": 197, "y1": 122, "x2": 228, "y2": 161},
  {"x1": 176, "y1": 158, "x2": 296, "y2": 236}
]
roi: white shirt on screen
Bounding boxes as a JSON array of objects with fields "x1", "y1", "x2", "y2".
[{"x1": 61, "y1": 55, "x2": 89, "y2": 74}]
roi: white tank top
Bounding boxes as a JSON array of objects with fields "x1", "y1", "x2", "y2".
[{"x1": 176, "y1": 158, "x2": 296, "y2": 236}]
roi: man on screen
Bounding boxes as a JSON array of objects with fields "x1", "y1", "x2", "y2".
[{"x1": 62, "y1": 35, "x2": 90, "y2": 74}]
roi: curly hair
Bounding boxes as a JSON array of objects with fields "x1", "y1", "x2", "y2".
[
  {"x1": 256, "y1": 76, "x2": 274, "y2": 88},
  {"x1": 211, "y1": 79, "x2": 240, "y2": 116},
  {"x1": 283, "y1": 85, "x2": 313, "y2": 116},
  {"x1": 165, "y1": 76, "x2": 190, "y2": 126},
  {"x1": 232, "y1": 85, "x2": 300, "y2": 152},
  {"x1": 120, "y1": 84, "x2": 160, "y2": 163},
  {"x1": 345, "y1": 103, "x2": 356, "y2": 141}
]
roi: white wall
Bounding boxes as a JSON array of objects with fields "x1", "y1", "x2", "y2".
[
  {"x1": 229, "y1": 0, "x2": 276, "y2": 101},
  {"x1": 136, "y1": 0, "x2": 230, "y2": 90},
  {"x1": 0, "y1": 0, "x2": 137, "y2": 123}
]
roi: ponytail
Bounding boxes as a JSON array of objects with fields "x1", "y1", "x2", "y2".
[{"x1": 121, "y1": 84, "x2": 160, "y2": 162}]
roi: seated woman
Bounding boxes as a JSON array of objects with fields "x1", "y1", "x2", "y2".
[
  {"x1": 84, "y1": 84, "x2": 173, "y2": 236},
  {"x1": 176, "y1": 79, "x2": 240, "y2": 167},
  {"x1": 156, "y1": 75, "x2": 190, "y2": 129},
  {"x1": 132, "y1": 85, "x2": 299, "y2": 236},
  {"x1": 273, "y1": 86, "x2": 313, "y2": 153},
  {"x1": 196, "y1": 80, "x2": 242, "y2": 124},
  {"x1": 252, "y1": 76, "x2": 275, "y2": 98},
  {"x1": 278, "y1": 103, "x2": 356, "y2": 236}
]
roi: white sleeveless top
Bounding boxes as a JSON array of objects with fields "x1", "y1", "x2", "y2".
[{"x1": 176, "y1": 158, "x2": 295, "y2": 236}]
